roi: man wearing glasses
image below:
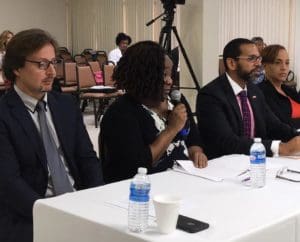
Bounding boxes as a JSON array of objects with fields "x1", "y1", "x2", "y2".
[
  {"x1": 196, "y1": 38, "x2": 300, "y2": 159},
  {"x1": 0, "y1": 29, "x2": 104, "y2": 242}
]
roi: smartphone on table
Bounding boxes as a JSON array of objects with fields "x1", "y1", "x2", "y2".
[{"x1": 176, "y1": 214, "x2": 209, "y2": 233}]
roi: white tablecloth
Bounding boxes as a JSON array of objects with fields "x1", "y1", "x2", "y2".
[{"x1": 33, "y1": 155, "x2": 300, "y2": 242}]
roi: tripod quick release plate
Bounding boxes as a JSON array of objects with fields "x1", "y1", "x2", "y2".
[{"x1": 161, "y1": 0, "x2": 185, "y2": 9}]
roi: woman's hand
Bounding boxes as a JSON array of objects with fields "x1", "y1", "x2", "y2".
[
  {"x1": 167, "y1": 103, "x2": 187, "y2": 133},
  {"x1": 188, "y1": 146, "x2": 208, "y2": 168}
]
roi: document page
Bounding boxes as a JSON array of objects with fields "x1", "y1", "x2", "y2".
[{"x1": 173, "y1": 154, "x2": 250, "y2": 181}]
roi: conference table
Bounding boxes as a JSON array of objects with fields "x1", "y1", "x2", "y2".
[{"x1": 33, "y1": 155, "x2": 300, "y2": 242}]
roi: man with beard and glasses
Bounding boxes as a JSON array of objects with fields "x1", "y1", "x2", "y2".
[{"x1": 196, "y1": 38, "x2": 300, "y2": 159}]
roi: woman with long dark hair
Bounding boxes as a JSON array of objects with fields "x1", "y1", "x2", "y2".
[{"x1": 100, "y1": 41, "x2": 207, "y2": 183}]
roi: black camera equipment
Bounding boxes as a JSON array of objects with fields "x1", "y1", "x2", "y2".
[{"x1": 146, "y1": 0, "x2": 200, "y2": 93}]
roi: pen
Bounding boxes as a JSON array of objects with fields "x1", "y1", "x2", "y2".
[
  {"x1": 237, "y1": 169, "x2": 250, "y2": 176},
  {"x1": 241, "y1": 177, "x2": 250, "y2": 182}
]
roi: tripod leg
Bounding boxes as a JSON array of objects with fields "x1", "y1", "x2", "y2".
[{"x1": 172, "y1": 26, "x2": 201, "y2": 92}]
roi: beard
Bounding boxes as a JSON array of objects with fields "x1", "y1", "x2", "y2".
[{"x1": 236, "y1": 63, "x2": 261, "y2": 82}]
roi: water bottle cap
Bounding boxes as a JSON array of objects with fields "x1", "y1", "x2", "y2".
[
  {"x1": 254, "y1": 137, "x2": 262, "y2": 143},
  {"x1": 137, "y1": 167, "x2": 147, "y2": 175}
]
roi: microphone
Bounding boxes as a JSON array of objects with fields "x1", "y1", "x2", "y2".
[{"x1": 170, "y1": 90, "x2": 190, "y2": 138}]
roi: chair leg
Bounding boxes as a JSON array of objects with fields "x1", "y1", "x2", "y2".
[{"x1": 81, "y1": 100, "x2": 88, "y2": 112}]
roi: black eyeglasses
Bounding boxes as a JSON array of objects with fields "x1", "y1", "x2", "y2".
[
  {"x1": 25, "y1": 58, "x2": 62, "y2": 70},
  {"x1": 235, "y1": 55, "x2": 262, "y2": 63}
]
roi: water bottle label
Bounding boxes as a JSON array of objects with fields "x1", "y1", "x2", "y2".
[
  {"x1": 129, "y1": 186, "x2": 150, "y2": 202},
  {"x1": 250, "y1": 152, "x2": 266, "y2": 164}
]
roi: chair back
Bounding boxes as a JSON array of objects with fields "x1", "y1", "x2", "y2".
[
  {"x1": 64, "y1": 62, "x2": 77, "y2": 85},
  {"x1": 58, "y1": 47, "x2": 73, "y2": 62},
  {"x1": 77, "y1": 65, "x2": 96, "y2": 89},
  {"x1": 74, "y1": 54, "x2": 88, "y2": 66},
  {"x1": 55, "y1": 59, "x2": 64, "y2": 79},
  {"x1": 89, "y1": 61, "x2": 101, "y2": 73},
  {"x1": 96, "y1": 51, "x2": 108, "y2": 68},
  {"x1": 102, "y1": 64, "x2": 115, "y2": 86},
  {"x1": 218, "y1": 57, "x2": 225, "y2": 76}
]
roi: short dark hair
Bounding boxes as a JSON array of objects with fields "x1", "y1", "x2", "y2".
[
  {"x1": 223, "y1": 38, "x2": 254, "y2": 70},
  {"x1": 113, "y1": 41, "x2": 165, "y2": 102},
  {"x1": 3, "y1": 28, "x2": 58, "y2": 83},
  {"x1": 261, "y1": 44, "x2": 286, "y2": 64},
  {"x1": 115, "y1": 32, "x2": 132, "y2": 46},
  {"x1": 251, "y1": 36, "x2": 264, "y2": 42}
]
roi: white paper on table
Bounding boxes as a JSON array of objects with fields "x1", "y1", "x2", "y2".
[
  {"x1": 89, "y1": 85, "x2": 115, "y2": 90},
  {"x1": 173, "y1": 154, "x2": 252, "y2": 182}
]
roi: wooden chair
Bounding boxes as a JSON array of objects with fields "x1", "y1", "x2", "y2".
[
  {"x1": 96, "y1": 51, "x2": 108, "y2": 68},
  {"x1": 61, "y1": 62, "x2": 78, "y2": 95},
  {"x1": 54, "y1": 59, "x2": 64, "y2": 80},
  {"x1": 218, "y1": 55, "x2": 225, "y2": 76},
  {"x1": 77, "y1": 65, "x2": 122, "y2": 127},
  {"x1": 102, "y1": 64, "x2": 115, "y2": 86},
  {"x1": 88, "y1": 61, "x2": 101, "y2": 73},
  {"x1": 58, "y1": 47, "x2": 73, "y2": 62},
  {"x1": 74, "y1": 54, "x2": 88, "y2": 66}
]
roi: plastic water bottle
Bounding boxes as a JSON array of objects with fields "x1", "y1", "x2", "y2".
[
  {"x1": 128, "y1": 167, "x2": 151, "y2": 232},
  {"x1": 250, "y1": 137, "x2": 266, "y2": 188}
]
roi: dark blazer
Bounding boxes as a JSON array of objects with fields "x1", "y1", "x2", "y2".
[
  {"x1": 258, "y1": 80, "x2": 300, "y2": 129},
  {"x1": 196, "y1": 74, "x2": 296, "y2": 159},
  {"x1": 100, "y1": 94, "x2": 203, "y2": 183},
  {"x1": 0, "y1": 90, "x2": 104, "y2": 242}
]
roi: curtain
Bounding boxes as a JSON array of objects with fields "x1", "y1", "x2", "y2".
[
  {"x1": 68, "y1": 0, "x2": 166, "y2": 55},
  {"x1": 218, "y1": 0, "x2": 295, "y2": 68}
]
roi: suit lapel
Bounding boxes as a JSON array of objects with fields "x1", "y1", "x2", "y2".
[
  {"x1": 7, "y1": 90, "x2": 48, "y2": 170},
  {"x1": 221, "y1": 76, "x2": 243, "y2": 130},
  {"x1": 247, "y1": 84, "x2": 262, "y2": 135},
  {"x1": 47, "y1": 93, "x2": 72, "y2": 163}
]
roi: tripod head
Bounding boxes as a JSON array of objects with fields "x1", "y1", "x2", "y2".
[
  {"x1": 158, "y1": 0, "x2": 184, "y2": 53},
  {"x1": 161, "y1": 0, "x2": 186, "y2": 10},
  {"x1": 160, "y1": 0, "x2": 185, "y2": 33},
  {"x1": 146, "y1": 0, "x2": 201, "y2": 93}
]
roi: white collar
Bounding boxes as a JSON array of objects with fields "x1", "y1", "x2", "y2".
[{"x1": 226, "y1": 72, "x2": 247, "y2": 96}]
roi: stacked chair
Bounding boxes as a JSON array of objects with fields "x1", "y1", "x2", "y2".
[
  {"x1": 77, "y1": 65, "x2": 123, "y2": 127},
  {"x1": 55, "y1": 47, "x2": 123, "y2": 127}
]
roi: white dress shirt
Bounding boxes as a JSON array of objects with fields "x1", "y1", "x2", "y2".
[
  {"x1": 108, "y1": 47, "x2": 122, "y2": 65},
  {"x1": 226, "y1": 73, "x2": 280, "y2": 156}
]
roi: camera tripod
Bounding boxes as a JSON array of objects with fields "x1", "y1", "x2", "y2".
[{"x1": 147, "y1": 6, "x2": 201, "y2": 93}]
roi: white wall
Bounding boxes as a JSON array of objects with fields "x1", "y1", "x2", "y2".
[
  {"x1": 201, "y1": 0, "x2": 219, "y2": 86},
  {"x1": 0, "y1": 0, "x2": 67, "y2": 47},
  {"x1": 179, "y1": 0, "x2": 219, "y2": 111},
  {"x1": 295, "y1": 0, "x2": 300, "y2": 88}
]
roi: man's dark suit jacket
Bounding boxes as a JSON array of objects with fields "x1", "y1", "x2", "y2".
[
  {"x1": 0, "y1": 89, "x2": 104, "y2": 242},
  {"x1": 196, "y1": 74, "x2": 296, "y2": 159},
  {"x1": 259, "y1": 80, "x2": 300, "y2": 129}
]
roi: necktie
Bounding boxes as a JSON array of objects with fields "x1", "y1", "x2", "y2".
[
  {"x1": 36, "y1": 101, "x2": 73, "y2": 195},
  {"x1": 238, "y1": 91, "x2": 251, "y2": 138}
]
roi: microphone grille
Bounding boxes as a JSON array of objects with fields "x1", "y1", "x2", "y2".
[{"x1": 170, "y1": 89, "x2": 181, "y2": 102}]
